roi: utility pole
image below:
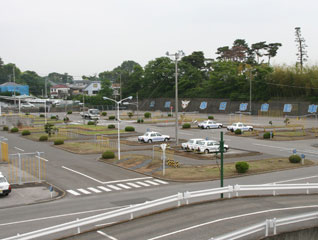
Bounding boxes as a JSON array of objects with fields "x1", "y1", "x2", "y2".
[
  {"x1": 249, "y1": 70, "x2": 252, "y2": 114},
  {"x1": 220, "y1": 132, "x2": 224, "y2": 199},
  {"x1": 136, "y1": 92, "x2": 139, "y2": 121},
  {"x1": 13, "y1": 66, "x2": 16, "y2": 106},
  {"x1": 45, "y1": 77, "x2": 48, "y2": 98}
]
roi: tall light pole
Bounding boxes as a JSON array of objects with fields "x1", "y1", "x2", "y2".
[
  {"x1": 166, "y1": 50, "x2": 184, "y2": 145},
  {"x1": 103, "y1": 96, "x2": 132, "y2": 160}
]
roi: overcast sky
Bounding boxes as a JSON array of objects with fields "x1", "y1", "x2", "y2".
[{"x1": 0, "y1": 0, "x2": 317, "y2": 77}]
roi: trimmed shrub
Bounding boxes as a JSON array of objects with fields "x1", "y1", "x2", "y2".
[
  {"x1": 125, "y1": 126, "x2": 135, "y2": 132},
  {"x1": 25, "y1": 113, "x2": 30, "y2": 116},
  {"x1": 21, "y1": 130, "x2": 31, "y2": 136},
  {"x1": 144, "y1": 112, "x2": 151, "y2": 118},
  {"x1": 137, "y1": 118, "x2": 144, "y2": 123},
  {"x1": 108, "y1": 124, "x2": 115, "y2": 129},
  {"x1": 263, "y1": 132, "x2": 274, "y2": 139},
  {"x1": 87, "y1": 121, "x2": 95, "y2": 125},
  {"x1": 54, "y1": 139, "x2": 64, "y2": 145},
  {"x1": 3, "y1": 126, "x2": 9, "y2": 131},
  {"x1": 10, "y1": 127, "x2": 19, "y2": 133},
  {"x1": 289, "y1": 154, "x2": 301, "y2": 163},
  {"x1": 39, "y1": 135, "x2": 48, "y2": 141},
  {"x1": 234, "y1": 129, "x2": 242, "y2": 135},
  {"x1": 128, "y1": 112, "x2": 133, "y2": 118},
  {"x1": 208, "y1": 115, "x2": 214, "y2": 120},
  {"x1": 235, "y1": 161, "x2": 249, "y2": 173},
  {"x1": 39, "y1": 114, "x2": 45, "y2": 118},
  {"x1": 168, "y1": 113, "x2": 173, "y2": 117},
  {"x1": 51, "y1": 115, "x2": 57, "y2": 120},
  {"x1": 182, "y1": 123, "x2": 191, "y2": 129},
  {"x1": 102, "y1": 151, "x2": 115, "y2": 159},
  {"x1": 67, "y1": 111, "x2": 72, "y2": 114},
  {"x1": 63, "y1": 117, "x2": 69, "y2": 123},
  {"x1": 101, "y1": 112, "x2": 107, "y2": 116},
  {"x1": 109, "y1": 115, "x2": 116, "y2": 120}
]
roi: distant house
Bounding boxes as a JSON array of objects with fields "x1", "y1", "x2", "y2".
[
  {"x1": 83, "y1": 81, "x2": 101, "y2": 96},
  {"x1": 0, "y1": 82, "x2": 29, "y2": 96},
  {"x1": 50, "y1": 84, "x2": 70, "y2": 98},
  {"x1": 67, "y1": 80, "x2": 91, "y2": 96}
]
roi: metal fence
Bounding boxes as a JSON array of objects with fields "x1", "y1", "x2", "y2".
[{"x1": 95, "y1": 135, "x2": 117, "y2": 151}]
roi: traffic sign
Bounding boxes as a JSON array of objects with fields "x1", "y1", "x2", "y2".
[{"x1": 293, "y1": 149, "x2": 297, "y2": 154}]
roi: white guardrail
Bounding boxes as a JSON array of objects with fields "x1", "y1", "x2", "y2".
[{"x1": 3, "y1": 183, "x2": 318, "y2": 240}]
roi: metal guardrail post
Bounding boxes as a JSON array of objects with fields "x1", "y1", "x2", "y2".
[
  {"x1": 76, "y1": 218, "x2": 80, "y2": 234},
  {"x1": 37, "y1": 152, "x2": 41, "y2": 182},
  {"x1": 265, "y1": 219, "x2": 269, "y2": 236},
  {"x1": 18, "y1": 153, "x2": 21, "y2": 185},
  {"x1": 130, "y1": 205, "x2": 134, "y2": 220}
]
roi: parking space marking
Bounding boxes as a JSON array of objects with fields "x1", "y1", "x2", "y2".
[
  {"x1": 62, "y1": 166, "x2": 104, "y2": 184},
  {"x1": 87, "y1": 187, "x2": 102, "y2": 193},
  {"x1": 127, "y1": 182, "x2": 141, "y2": 188},
  {"x1": 14, "y1": 147, "x2": 24, "y2": 152},
  {"x1": 66, "y1": 190, "x2": 81, "y2": 196},
  {"x1": 97, "y1": 231, "x2": 118, "y2": 240},
  {"x1": 98, "y1": 186, "x2": 112, "y2": 192},
  {"x1": 253, "y1": 143, "x2": 318, "y2": 156},
  {"x1": 270, "y1": 175, "x2": 318, "y2": 184},
  {"x1": 179, "y1": 131, "x2": 193, "y2": 136},
  {"x1": 102, "y1": 177, "x2": 152, "y2": 184},
  {"x1": 145, "y1": 180, "x2": 160, "y2": 186},
  {"x1": 117, "y1": 183, "x2": 131, "y2": 189},
  {"x1": 77, "y1": 188, "x2": 92, "y2": 194},
  {"x1": 107, "y1": 185, "x2": 122, "y2": 191}
]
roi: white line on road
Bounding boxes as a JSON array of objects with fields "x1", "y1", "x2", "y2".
[
  {"x1": 14, "y1": 147, "x2": 24, "y2": 152},
  {"x1": 270, "y1": 175, "x2": 318, "y2": 184},
  {"x1": 95, "y1": 221, "x2": 117, "y2": 227},
  {"x1": 87, "y1": 187, "x2": 102, "y2": 193},
  {"x1": 253, "y1": 143, "x2": 318, "y2": 156},
  {"x1": 107, "y1": 185, "x2": 122, "y2": 191},
  {"x1": 102, "y1": 177, "x2": 153, "y2": 184},
  {"x1": 98, "y1": 186, "x2": 112, "y2": 192},
  {"x1": 179, "y1": 131, "x2": 193, "y2": 136},
  {"x1": 147, "y1": 205, "x2": 318, "y2": 240},
  {"x1": 117, "y1": 183, "x2": 131, "y2": 189},
  {"x1": 153, "y1": 179, "x2": 169, "y2": 184},
  {"x1": 127, "y1": 182, "x2": 141, "y2": 188},
  {"x1": 66, "y1": 190, "x2": 80, "y2": 196},
  {"x1": 61, "y1": 166, "x2": 104, "y2": 184},
  {"x1": 97, "y1": 231, "x2": 118, "y2": 240},
  {"x1": 145, "y1": 180, "x2": 160, "y2": 186},
  {"x1": 77, "y1": 188, "x2": 91, "y2": 194}
]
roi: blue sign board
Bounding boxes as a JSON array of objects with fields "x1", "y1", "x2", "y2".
[
  {"x1": 293, "y1": 149, "x2": 297, "y2": 154},
  {"x1": 239, "y1": 103, "x2": 248, "y2": 111},
  {"x1": 219, "y1": 102, "x2": 227, "y2": 111},
  {"x1": 49, "y1": 186, "x2": 53, "y2": 192},
  {"x1": 308, "y1": 104, "x2": 317, "y2": 113},
  {"x1": 150, "y1": 101, "x2": 155, "y2": 108},
  {"x1": 164, "y1": 101, "x2": 171, "y2": 108},
  {"x1": 301, "y1": 154, "x2": 305, "y2": 159},
  {"x1": 200, "y1": 101, "x2": 207, "y2": 110},
  {"x1": 261, "y1": 103, "x2": 269, "y2": 112},
  {"x1": 283, "y1": 104, "x2": 292, "y2": 113}
]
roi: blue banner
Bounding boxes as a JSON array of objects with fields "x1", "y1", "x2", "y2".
[
  {"x1": 150, "y1": 101, "x2": 155, "y2": 108},
  {"x1": 164, "y1": 101, "x2": 171, "y2": 108},
  {"x1": 283, "y1": 104, "x2": 292, "y2": 113},
  {"x1": 308, "y1": 104, "x2": 317, "y2": 113},
  {"x1": 200, "y1": 101, "x2": 207, "y2": 110},
  {"x1": 239, "y1": 103, "x2": 248, "y2": 111},
  {"x1": 260, "y1": 103, "x2": 269, "y2": 112},
  {"x1": 219, "y1": 102, "x2": 227, "y2": 110}
]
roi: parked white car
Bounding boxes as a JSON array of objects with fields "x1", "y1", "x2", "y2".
[
  {"x1": 227, "y1": 122, "x2": 253, "y2": 132},
  {"x1": 198, "y1": 120, "x2": 223, "y2": 129},
  {"x1": 181, "y1": 138, "x2": 205, "y2": 151},
  {"x1": 196, "y1": 140, "x2": 229, "y2": 154},
  {"x1": 138, "y1": 131, "x2": 170, "y2": 143},
  {"x1": 0, "y1": 172, "x2": 11, "y2": 196},
  {"x1": 21, "y1": 102, "x2": 35, "y2": 108}
]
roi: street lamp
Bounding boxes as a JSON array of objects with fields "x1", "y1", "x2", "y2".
[
  {"x1": 166, "y1": 50, "x2": 185, "y2": 145},
  {"x1": 103, "y1": 95, "x2": 133, "y2": 160}
]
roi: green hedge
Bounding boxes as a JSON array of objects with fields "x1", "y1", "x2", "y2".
[
  {"x1": 125, "y1": 126, "x2": 135, "y2": 132},
  {"x1": 39, "y1": 135, "x2": 48, "y2": 141},
  {"x1": 10, "y1": 127, "x2": 19, "y2": 133},
  {"x1": 137, "y1": 118, "x2": 144, "y2": 123},
  {"x1": 234, "y1": 129, "x2": 242, "y2": 135},
  {"x1": 87, "y1": 121, "x2": 95, "y2": 125},
  {"x1": 51, "y1": 115, "x2": 57, "y2": 120},
  {"x1": 182, "y1": 123, "x2": 191, "y2": 129},
  {"x1": 101, "y1": 112, "x2": 107, "y2": 116},
  {"x1": 54, "y1": 139, "x2": 64, "y2": 145},
  {"x1": 67, "y1": 111, "x2": 72, "y2": 114},
  {"x1": 289, "y1": 154, "x2": 301, "y2": 163},
  {"x1": 108, "y1": 124, "x2": 115, "y2": 129},
  {"x1": 263, "y1": 132, "x2": 274, "y2": 139},
  {"x1": 3, "y1": 126, "x2": 8, "y2": 131},
  {"x1": 21, "y1": 130, "x2": 31, "y2": 136},
  {"x1": 39, "y1": 114, "x2": 45, "y2": 118},
  {"x1": 235, "y1": 161, "x2": 249, "y2": 173},
  {"x1": 109, "y1": 115, "x2": 116, "y2": 120},
  {"x1": 144, "y1": 112, "x2": 151, "y2": 118},
  {"x1": 102, "y1": 151, "x2": 115, "y2": 159},
  {"x1": 208, "y1": 115, "x2": 214, "y2": 120}
]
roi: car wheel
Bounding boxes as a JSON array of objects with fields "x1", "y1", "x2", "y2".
[
  {"x1": 204, "y1": 149, "x2": 209, "y2": 154},
  {"x1": 148, "y1": 139, "x2": 152, "y2": 143},
  {"x1": 201, "y1": 126, "x2": 204, "y2": 129},
  {"x1": 164, "y1": 138, "x2": 168, "y2": 142},
  {"x1": 218, "y1": 125, "x2": 222, "y2": 129},
  {"x1": 249, "y1": 128, "x2": 253, "y2": 131},
  {"x1": 207, "y1": 126, "x2": 210, "y2": 129},
  {"x1": 224, "y1": 148, "x2": 228, "y2": 152}
]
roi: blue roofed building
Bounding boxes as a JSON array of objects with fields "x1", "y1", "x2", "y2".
[{"x1": 0, "y1": 82, "x2": 29, "y2": 96}]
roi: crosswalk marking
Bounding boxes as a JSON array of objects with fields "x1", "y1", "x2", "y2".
[
  {"x1": 98, "y1": 186, "x2": 112, "y2": 192},
  {"x1": 88, "y1": 187, "x2": 102, "y2": 193},
  {"x1": 77, "y1": 188, "x2": 91, "y2": 194},
  {"x1": 145, "y1": 180, "x2": 160, "y2": 186},
  {"x1": 136, "y1": 181, "x2": 150, "y2": 187},
  {"x1": 117, "y1": 184, "x2": 131, "y2": 189},
  {"x1": 67, "y1": 190, "x2": 81, "y2": 196},
  {"x1": 127, "y1": 182, "x2": 141, "y2": 188},
  {"x1": 153, "y1": 179, "x2": 169, "y2": 184},
  {"x1": 107, "y1": 185, "x2": 122, "y2": 191}
]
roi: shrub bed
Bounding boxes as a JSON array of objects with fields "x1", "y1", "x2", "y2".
[
  {"x1": 208, "y1": 115, "x2": 214, "y2": 120},
  {"x1": 144, "y1": 112, "x2": 151, "y2": 118},
  {"x1": 182, "y1": 123, "x2": 191, "y2": 129},
  {"x1": 87, "y1": 121, "x2": 95, "y2": 125},
  {"x1": 67, "y1": 111, "x2": 72, "y2": 114},
  {"x1": 101, "y1": 112, "x2": 107, "y2": 116},
  {"x1": 39, "y1": 114, "x2": 45, "y2": 118},
  {"x1": 3, "y1": 126, "x2": 8, "y2": 131},
  {"x1": 108, "y1": 124, "x2": 115, "y2": 129},
  {"x1": 51, "y1": 115, "x2": 57, "y2": 120},
  {"x1": 21, "y1": 130, "x2": 31, "y2": 136},
  {"x1": 125, "y1": 126, "x2": 135, "y2": 132},
  {"x1": 109, "y1": 115, "x2": 116, "y2": 120},
  {"x1": 137, "y1": 118, "x2": 144, "y2": 123},
  {"x1": 263, "y1": 132, "x2": 274, "y2": 139},
  {"x1": 234, "y1": 129, "x2": 242, "y2": 135},
  {"x1": 235, "y1": 161, "x2": 249, "y2": 173},
  {"x1": 289, "y1": 154, "x2": 301, "y2": 163},
  {"x1": 54, "y1": 139, "x2": 64, "y2": 145},
  {"x1": 102, "y1": 151, "x2": 115, "y2": 159},
  {"x1": 39, "y1": 135, "x2": 48, "y2": 141},
  {"x1": 10, "y1": 127, "x2": 19, "y2": 133}
]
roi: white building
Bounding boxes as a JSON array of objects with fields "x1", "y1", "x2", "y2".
[{"x1": 83, "y1": 81, "x2": 101, "y2": 96}]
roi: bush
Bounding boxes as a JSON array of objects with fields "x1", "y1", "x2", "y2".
[
  {"x1": 101, "y1": 112, "x2": 107, "y2": 116},
  {"x1": 39, "y1": 135, "x2": 48, "y2": 141},
  {"x1": 3, "y1": 126, "x2": 8, "y2": 131},
  {"x1": 63, "y1": 117, "x2": 69, "y2": 123},
  {"x1": 39, "y1": 114, "x2": 45, "y2": 118},
  {"x1": 10, "y1": 127, "x2": 19, "y2": 133},
  {"x1": 289, "y1": 154, "x2": 301, "y2": 163},
  {"x1": 21, "y1": 130, "x2": 31, "y2": 136},
  {"x1": 54, "y1": 139, "x2": 64, "y2": 145},
  {"x1": 51, "y1": 115, "x2": 57, "y2": 120},
  {"x1": 235, "y1": 162, "x2": 249, "y2": 173},
  {"x1": 208, "y1": 115, "x2": 214, "y2": 120},
  {"x1": 125, "y1": 126, "x2": 135, "y2": 132},
  {"x1": 67, "y1": 111, "x2": 72, "y2": 114},
  {"x1": 182, "y1": 123, "x2": 191, "y2": 129},
  {"x1": 102, "y1": 151, "x2": 115, "y2": 159},
  {"x1": 109, "y1": 115, "x2": 116, "y2": 120},
  {"x1": 87, "y1": 121, "x2": 95, "y2": 125},
  {"x1": 137, "y1": 118, "x2": 144, "y2": 123},
  {"x1": 128, "y1": 112, "x2": 133, "y2": 118},
  {"x1": 168, "y1": 113, "x2": 172, "y2": 117},
  {"x1": 144, "y1": 112, "x2": 151, "y2": 118},
  {"x1": 263, "y1": 132, "x2": 274, "y2": 139},
  {"x1": 234, "y1": 129, "x2": 242, "y2": 135},
  {"x1": 108, "y1": 124, "x2": 115, "y2": 129},
  {"x1": 25, "y1": 113, "x2": 30, "y2": 116}
]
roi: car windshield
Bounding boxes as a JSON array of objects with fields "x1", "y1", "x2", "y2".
[
  {"x1": 91, "y1": 110, "x2": 99, "y2": 114},
  {"x1": 0, "y1": 177, "x2": 7, "y2": 183},
  {"x1": 144, "y1": 133, "x2": 150, "y2": 136},
  {"x1": 197, "y1": 141, "x2": 205, "y2": 145}
]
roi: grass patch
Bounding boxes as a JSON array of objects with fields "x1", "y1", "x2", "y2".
[
  {"x1": 274, "y1": 131, "x2": 306, "y2": 137},
  {"x1": 24, "y1": 133, "x2": 69, "y2": 141},
  {"x1": 57, "y1": 141, "x2": 116, "y2": 154}
]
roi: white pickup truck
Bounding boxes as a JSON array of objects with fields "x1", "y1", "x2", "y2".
[
  {"x1": 80, "y1": 109, "x2": 100, "y2": 120},
  {"x1": 227, "y1": 122, "x2": 253, "y2": 132}
]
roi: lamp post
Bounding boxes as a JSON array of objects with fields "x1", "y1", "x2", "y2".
[
  {"x1": 166, "y1": 50, "x2": 185, "y2": 145},
  {"x1": 103, "y1": 96, "x2": 132, "y2": 160}
]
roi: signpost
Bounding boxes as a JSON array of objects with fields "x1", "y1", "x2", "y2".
[
  {"x1": 49, "y1": 185, "x2": 53, "y2": 199},
  {"x1": 161, "y1": 144, "x2": 167, "y2": 176},
  {"x1": 220, "y1": 132, "x2": 224, "y2": 199}
]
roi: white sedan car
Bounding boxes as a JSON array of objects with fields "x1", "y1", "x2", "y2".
[
  {"x1": 0, "y1": 172, "x2": 11, "y2": 196},
  {"x1": 196, "y1": 140, "x2": 229, "y2": 154},
  {"x1": 138, "y1": 131, "x2": 170, "y2": 143},
  {"x1": 198, "y1": 120, "x2": 223, "y2": 129},
  {"x1": 227, "y1": 122, "x2": 253, "y2": 132},
  {"x1": 181, "y1": 138, "x2": 205, "y2": 151}
]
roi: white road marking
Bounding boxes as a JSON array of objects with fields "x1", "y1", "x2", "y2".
[
  {"x1": 14, "y1": 147, "x2": 24, "y2": 152},
  {"x1": 62, "y1": 166, "x2": 104, "y2": 184},
  {"x1": 77, "y1": 188, "x2": 92, "y2": 194},
  {"x1": 107, "y1": 185, "x2": 122, "y2": 191},
  {"x1": 153, "y1": 179, "x2": 169, "y2": 184},
  {"x1": 117, "y1": 183, "x2": 131, "y2": 189},
  {"x1": 36, "y1": 156, "x2": 49, "y2": 162},
  {"x1": 102, "y1": 177, "x2": 153, "y2": 184},
  {"x1": 179, "y1": 131, "x2": 193, "y2": 136},
  {"x1": 98, "y1": 186, "x2": 112, "y2": 192},
  {"x1": 145, "y1": 180, "x2": 160, "y2": 186},
  {"x1": 270, "y1": 175, "x2": 318, "y2": 184},
  {"x1": 97, "y1": 231, "x2": 118, "y2": 240},
  {"x1": 136, "y1": 181, "x2": 150, "y2": 187},
  {"x1": 87, "y1": 187, "x2": 102, "y2": 193},
  {"x1": 127, "y1": 182, "x2": 141, "y2": 188},
  {"x1": 66, "y1": 190, "x2": 80, "y2": 196},
  {"x1": 95, "y1": 221, "x2": 117, "y2": 227},
  {"x1": 253, "y1": 143, "x2": 318, "y2": 156},
  {"x1": 147, "y1": 205, "x2": 318, "y2": 240}
]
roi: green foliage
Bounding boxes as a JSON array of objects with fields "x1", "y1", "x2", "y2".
[
  {"x1": 284, "y1": 118, "x2": 290, "y2": 126},
  {"x1": 101, "y1": 112, "x2": 107, "y2": 116},
  {"x1": 208, "y1": 115, "x2": 214, "y2": 120},
  {"x1": 108, "y1": 124, "x2": 115, "y2": 129},
  {"x1": 182, "y1": 123, "x2": 191, "y2": 129},
  {"x1": 128, "y1": 112, "x2": 133, "y2": 118},
  {"x1": 44, "y1": 123, "x2": 54, "y2": 137},
  {"x1": 63, "y1": 117, "x2": 69, "y2": 123},
  {"x1": 21, "y1": 130, "x2": 31, "y2": 136},
  {"x1": 102, "y1": 151, "x2": 115, "y2": 159},
  {"x1": 3, "y1": 126, "x2": 8, "y2": 131},
  {"x1": 137, "y1": 118, "x2": 144, "y2": 123},
  {"x1": 269, "y1": 121, "x2": 273, "y2": 125},
  {"x1": 10, "y1": 127, "x2": 19, "y2": 133},
  {"x1": 87, "y1": 121, "x2": 95, "y2": 125},
  {"x1": 144, "y1": 112, "x2": 151, "y2": 118},
  {"x1": 263, "y1": 132, "x2": 274, "y2": 139},
  {"x1": 235, "y1": 162, "x2": 249, "y2": 173},
  {"x1": 54, "y1": 139, "x2": 64, "y2": 145},
  {"x1": 168, "y1": 113, "x2": 173, "y2": 117},
  {"x1": 125, "y1": 126, "x2": 135, "y2": 132},
  {"x1": 25, "y1": 113, "x2": 30, "y2": 116},
  {"x1": 109, "y1": 115, "x2": 116, "y2": 120},
  {"x1": 39, "y1": 114, "x2": 45, "y2": 118},
  {"x1": 50, "y1": 115, "x2": 57, "y2": 120},
  {"x1": 289, "y1": 154, "x2": 301, "y2": 163},
  {"x1": 234, "y1": 129, "x2": 242, "y2": 135},
  {"x1": 67, "y1": 111, "x2": 72, "y2": 114},
  {"x1": 39, "y1": 135, "x2": 48, "y2": 141}
]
